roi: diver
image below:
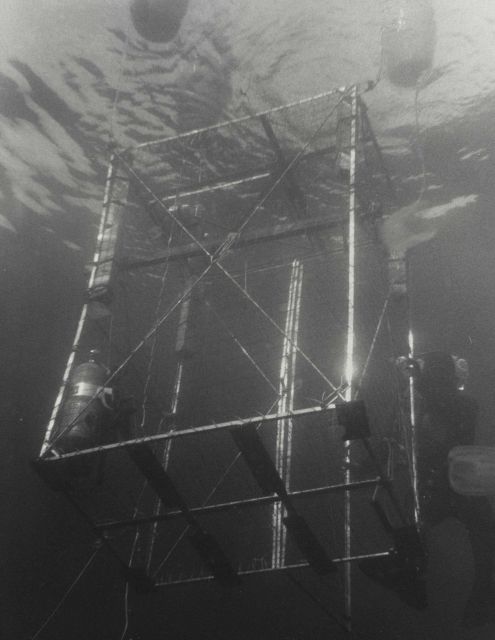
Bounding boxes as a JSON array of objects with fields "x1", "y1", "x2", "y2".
[{"x1": 415, "y1": 351, "x2": 495, "y2": 627}]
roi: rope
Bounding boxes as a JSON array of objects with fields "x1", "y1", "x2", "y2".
[
  {"x1": 354, "y1": 294, "x2": 391, "y2": 398},
  {"x1": 30, "y1": 547, "x2": 100, "y2": 640},
  {"x1": 118, "y1": 479, "x2": 151, "y2": 640},
  {"x1": 204, "y1": 297, "x2": 279, "y2": 394},
  {"x1": 216, "y1": 263, "x2": 343, "y2": 395},
  {"x1": 119, "y1": 582, "x2": 130, "y2": 640},
  {"x1": 108, "y1": 11, "x2": 132, "y2": 146},
  {"x1": 285, "y1": 571, "x2": 353, "y2": 635}
]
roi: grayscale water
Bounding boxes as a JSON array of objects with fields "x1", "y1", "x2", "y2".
[{"x1": 2, "y1": 1, "x2": 495, "y2": 638}]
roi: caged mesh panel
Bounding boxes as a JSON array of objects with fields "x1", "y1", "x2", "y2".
[{"x1": 37, "y1": 87, "x2": 407, "y2": 589}]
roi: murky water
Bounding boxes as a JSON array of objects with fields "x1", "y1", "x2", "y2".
[{"x1": 3, "y1": 2, "x2": 495, "y2": 638}]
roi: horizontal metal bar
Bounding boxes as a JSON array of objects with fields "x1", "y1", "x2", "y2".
[
  {"x1": 130, "y1": 86, "x2": 350, "y2": 152},
  {"x1": 153, "y1": 552, "x2": 391, "y2": 588},
  {"x1": 38, "y1": 404, "x2": 336, "y2": 462},
  {"x1": 157, "y1": 170, "x2": 272, "y2": 202},
  {"x1": 95, "y1": 478, "x2": 381, "y2": 532},
  {"x1": 121, "y1": 215, "x2": 343, "y2": 270},
  {"x1": 148, "y1": 146, "x2": 339, "y2": 205}
]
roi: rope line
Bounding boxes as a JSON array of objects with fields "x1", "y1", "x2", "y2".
[
  {"x1": 108, "y1": 11, "x2": 132, "y2": 145},
  {"x1": 119, "y1": 582, "x2": 130, "y2": 640},
  {"x1": 119, "y1": 482, "x2": 149, "y2": 640},
  {"x1": 285, "y1": 571, "x2": 353, "y2": 635},
  {"x1": 204, "y1": 297, "x2": 279, "y2": 394},
  {"x1": 216, "y1": 263, "x2": 343, "y2": 395},
  {"x1": 354, "y1": 294, "x2": 391, "y2": 398},
  {"x1": 30, "y1": 547, "x2": 100, "y2": 640}
]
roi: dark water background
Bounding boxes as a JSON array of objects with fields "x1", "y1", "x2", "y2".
[{"x1": 3, "y1": 1, "x2": 495, "y2": 638}]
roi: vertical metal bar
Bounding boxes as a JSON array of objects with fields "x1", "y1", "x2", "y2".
[
  {"x1": 343, "y1": 85, "x2": 358, "y2": 632},
  {"x1": 406, "y1": 262, "x2": 421, "y2": 527},
  {"x1": 145, "y1": 277, "x2": 193, "y2": 572},
  {"x1": 40, "y1": 154, "x2": 120, "y2": 456},
  {"x1": 272, "y1": 260, "x2": 303, "y2": 568},
  {"x1": 41, "y1": 307, "x2": 89, "y2": 456}
]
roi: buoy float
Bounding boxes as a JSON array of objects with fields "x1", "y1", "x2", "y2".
[
  {"x1": 130, "y1": 0, "x2": 190, "y2": 43},
  {"x1": 381, "y1": 0, "x2": 436, "y2": 87}
]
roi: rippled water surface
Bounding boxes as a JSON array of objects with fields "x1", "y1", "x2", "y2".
[{"x1": 1, "y1": 0, "x2": 495, "y2": 247}]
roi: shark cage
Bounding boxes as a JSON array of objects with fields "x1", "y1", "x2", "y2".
[{"x1": 34, "y1": 84, "x2": 425, "y2": 635}]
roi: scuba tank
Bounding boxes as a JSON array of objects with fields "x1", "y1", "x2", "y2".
[{"x1": 57, "y1": 351, "x2": 114, "y2": 453}]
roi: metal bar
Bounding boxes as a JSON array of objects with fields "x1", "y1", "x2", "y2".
[
  {"x1": 63, "y1": 490, "x2": 143, "y2": 583},
  {"x1": 120, "y1": 214, "x2": 344, "y2": 271},
  {"x1": 146, "y1": 278, "x2": 193, "y2": 572},
  {"x1": 406, "y1": 276, "x2": 421, "y2": 527},
  {"x1": 232, "y1": 425, "x2": 289, "y2": 498},
  {"x1": 38, "y1": 404, "x2": 336, "y2": 461},
  {"x1": 118, "y1": 128, "x2": 345, "y2": 399},
  {"x1": 88, "y1": 159, "x2": 129, "y2": 312},
  {"x1": 95, "y1": 478, "x2": 381, "y2": 532},
  {"x1": 40, "y1": 154, "x2": 120, "y2": 456},
  {"x1": 132, "y1": 86, "x2": 350, "y2": 152},
  {"x1": 259, "y1": 115, "x2": 307, "y2": 213},
  {"x1": 41, "y1": 86, "x2": 348, "y2": 458},
  {"x1": 273, "y1": 260, "x2": 303, "y2": 568},
  {"x1": 157, "y1": 170, "x2": 271, "y2": 202},
  {"x1": 343, "y1": 85, "x2": 358, "y2": 632},
  {"x1": 153, "y1": 145, "x2": 338, "y2": 204},
  {"x1": 232, "y1": 424, "x2": 335, "y2": 575},
  {"x1": 258, "y1": 115, "x2": 329, "y2": 257},
  {"x1": 154, "y1": 552, "x2": 391, "y2": 588},
  {"x1": 360, "y1": 438, "x2": 409, "y2": 527},
  {"x1": 127, "y1": 443, "x2": 239, "y2": 586}
]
